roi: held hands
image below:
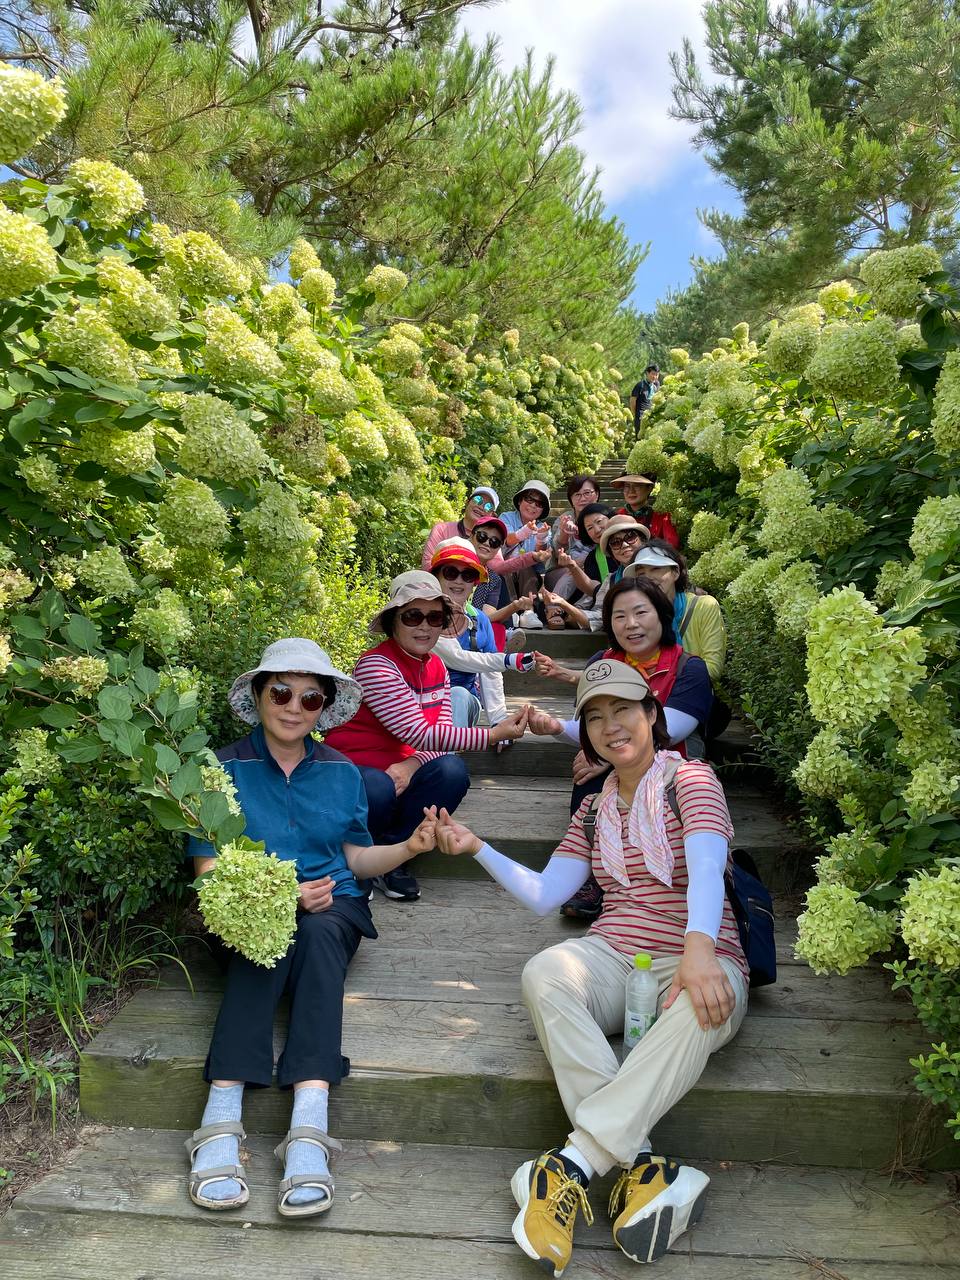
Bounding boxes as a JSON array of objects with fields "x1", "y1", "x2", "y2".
[
  {"x1": 435, "y1": 807, "x2": 482, "y2": 857},
  {"x1": 527, "y1": 704, "x2": 563, "y2": 736},
  {"x1": 299, "y1": 876, "x2": 335, "y2": 913},
  {"x1": 572, "y1": 749, "x2": 608, "y2": 786},
  {"x1": 662, "y1": 934, "x2": 738, "y2": 1030},
  {"x1": 405, "y1": 805, "x2": 439, "y2": 857},
  {"x1": 512, "y1": 592, "x2": 536, "y2": 614},
  {"x1": 532, "y1": 548, "x2": 552, "y2": 564},
  {"x1": 555, "y1": 549, "x2": 576, "y2": 570},
  {"x1": 490, "y1": 704, "x2": 529, "y2": 745}
]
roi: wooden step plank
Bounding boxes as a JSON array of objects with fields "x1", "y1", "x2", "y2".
[
  {"x1": 514, "y1": 628, "x2": 600, "y2": 659},
  {"x1": 18, "y1": 1129, "x2": 960, "y2": 1267},
  {"x1": 7, "y1": 1206, "x2": 956, "y2": 1280},
  {"x1": 79, "y1": 984, "x2": 952, "y2": 1167}
]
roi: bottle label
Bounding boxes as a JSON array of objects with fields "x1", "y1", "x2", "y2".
[{"x1": 624, "y1": 1011, "x2": 656, "y2": 1045}]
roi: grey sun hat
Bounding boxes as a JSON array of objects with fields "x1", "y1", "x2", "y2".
[
  {"x1": 574, "y1": 658, "x2": 652, "y2": 719},
  {"x1": 228, "y1": 638, "x2": 361, "y2": 730},
  {"x1": 624, "y1": 546, "x2": 680, "y2": 576},
  {"x1": 512, "y1": 478, "x2": 551, "y2": 513},
  {"x1": 368, "y1": 570, "x2": 452, "y2": 637}
]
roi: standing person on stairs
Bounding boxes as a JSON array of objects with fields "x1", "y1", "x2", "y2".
[
  {"x1": 185, "y1": 638, "x2": 440, "y2": 1219},
  {"x1": 434, "y1": 660, "x2": 748, "y2": 1275},
  {"x1": 611, "y1": 472, "x2": 680, "y2": 548}
]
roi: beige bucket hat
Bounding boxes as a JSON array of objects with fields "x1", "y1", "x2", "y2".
[
  {"x1": 598, "y1": 514, "x2": 651, "y2": 554},
  {"x1": 368, "y1": 570, "x2": 452, "y2": 637}
]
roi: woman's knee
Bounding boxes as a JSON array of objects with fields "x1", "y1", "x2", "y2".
[
  {"x1": 521, "y1": 948, "x2": 565, "y2": 1005},
  {"x1": 419, "y1": 752, "x2": 470, "y2": 803}
]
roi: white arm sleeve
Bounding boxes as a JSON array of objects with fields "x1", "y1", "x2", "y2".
[
  {"x1": 475, "y1": 843, "x2": 590, "y2": 916},
  {"x1": 478, "y1": 670, "x2": 508, "y2": 725},
  {"x1": 561, "y1": 708, "x2": 698, "y2": 748},
  {"x1": 684, "y1": 831, "x2": 728, "y2": 939},
  {"x1": 432, "y1": 635, "x2": 508, "y2": 674}
]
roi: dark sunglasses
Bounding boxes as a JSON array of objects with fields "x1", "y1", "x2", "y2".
[
  {"x1": 399, "y1": 607, "x2": 447, "y2": 627},
  {"x1": 473, "y1": 529, "x2": 504, "y2": 549},
  {"x1": 517, "y1": 492, "x2": 546, "y2": 508},
  {"x1": 268, "y1": 683, "x2": 326, "y2": 712},
  {"x1": 437, "y1": 564, "x2": 481, "y2": 584},
  {"x1": 608, "y1": 531, "x2": 642, "y2": 552},
  {"x1": 469, "y1": 494, "x2": 496, "y2": 512}
]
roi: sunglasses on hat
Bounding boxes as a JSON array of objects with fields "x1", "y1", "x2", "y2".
[
  {"x1": 437, "y1": 563, "x2": 481, "y2": 584},
  {"x1": 469, "y1": 493, "x2": 496, "y2": 512},
  {"x1": 399, "y1": 607, "x2": 447, "y2": 627},
  {"x1": 267, "y1": 682, "x2": 326, "y2": 712}
]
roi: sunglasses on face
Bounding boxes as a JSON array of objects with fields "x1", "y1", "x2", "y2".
[
  {"x1": 518, "y1": 493, "x2": 545, "y2": 507},
  {"x1": 437, "y1": 564, "x2": 481, "y2": 585},
  {"x1": 608, "y1": 531, "x2": 642, "y2": 552},
  {"x1": 473, "y1": 529, "x2": 504, "y2": 549},
  {"x1": 267, "y1": 683, "x2": 326, "y2": 712},
  {"x1": 469, "y1": 494, "x2": 496, "y2": 512},
  {"x1": 399, "y1": 607, "x2": 447, "y2": 628}
]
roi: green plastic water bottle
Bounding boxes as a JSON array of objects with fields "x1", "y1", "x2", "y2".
[{"x1": 623, "y1": 952, "x2": 657, "y2": 1057}]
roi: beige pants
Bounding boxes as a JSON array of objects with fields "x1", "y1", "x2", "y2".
[{"x1": 521, "y1": 935, "x2": 748, "y2": 1176}]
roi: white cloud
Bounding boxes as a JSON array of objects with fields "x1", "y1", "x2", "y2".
[{"x1": 459, "y1": 0, "x2": 707, "y2": 201}]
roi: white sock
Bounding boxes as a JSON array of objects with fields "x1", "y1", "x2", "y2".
[
  {"x1": 191, "y1": 1083, "x2": 244, "y2": 1203},
  {"x1": 559, "y1": 1144, "x2": 595, "y2": 1181},
  {"x1": 283, "y1": 1086, "x2": 331, "y2": 1207}
]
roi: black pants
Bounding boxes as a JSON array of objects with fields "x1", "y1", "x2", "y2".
[
  {"x1": 358, "y1": 755, "x2": 470, "y2": 846},
  {"x1": 204, "y1": 896, "x2": 376, "y2": 1089}
]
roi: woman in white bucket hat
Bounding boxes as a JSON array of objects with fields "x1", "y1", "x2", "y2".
[
  {"x1": 325, "y1": 571, "x2": 529, "y2": 901},
  {"x1": 185, "y1": 638, "x2": 439, "y2": 1220}
]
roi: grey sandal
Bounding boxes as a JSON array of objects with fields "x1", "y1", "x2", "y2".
[
  {"x1": 274, "y1": 1125, "x2": 343, "y2": 1218},
  {"x1": 185, "y1": 1120, "x2": 250, "y2": 1211}
]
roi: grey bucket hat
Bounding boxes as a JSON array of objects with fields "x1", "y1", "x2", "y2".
[
  {"x1": 512, "y1": 478, "x2": 551, "y2": 513},
  {"x1": 228, "y1": 638, "x2": 362, "y2": 730},
  {"x1": 367, "y1": 570, "x2": 452, "y2": 637}
]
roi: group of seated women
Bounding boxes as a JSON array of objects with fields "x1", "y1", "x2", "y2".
[{"x1": 184, "y1": 466, "x2": 743, "y2": 1275}]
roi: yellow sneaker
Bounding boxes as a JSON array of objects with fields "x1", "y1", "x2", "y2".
[
  {"x1": 609, "y1": 1154, "x2": 709, "y2": 1264},
  {"x1": 510, "y1": 1150, "x2": 594, "y2": 1277}
]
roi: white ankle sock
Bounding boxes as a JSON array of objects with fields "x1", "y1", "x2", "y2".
[
  {"x1": 191, "y1": 1083, "x2": 244, "y2": 1202},
  {"x1": 559, "y1": 1144, "x2": 595, "y2": 1181}
]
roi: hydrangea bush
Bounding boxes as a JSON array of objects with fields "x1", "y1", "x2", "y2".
[{"x1": 638, "y1": 252, "x2": 960, "y2": 1141}]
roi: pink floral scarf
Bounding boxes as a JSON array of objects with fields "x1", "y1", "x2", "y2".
[{"x1": 594, "y1": 750, "x2": 683, "y2": 888}]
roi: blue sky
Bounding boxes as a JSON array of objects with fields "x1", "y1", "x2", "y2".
[{"x1": 459, "y1": 0, "x2": 741, "y2": 314}]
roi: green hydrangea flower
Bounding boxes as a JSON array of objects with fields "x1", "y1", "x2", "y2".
[
  {"x1": 288, "y1": 238, "x2": 320, "y2": 281},
  {"x1": 502, "y1": 327, "x2": 520, "y2": 351},
  {"x1": 765, "y1": 560, "x2": 820, "y2": 638},
  {"x1": 805, "y1": 317, "x2": 900, "y2": 401},
  {"x1": 178, "y1": 392, "x2": 269, "y2": 485},
  {"x1": 764, "y1": 319, "x2": 820, "y2": 377},
  {"x1": 200, "y1": 760, "x2": 242, "y2": 817},
  {"x1": 298, "y1": 266, "x2": 337, "y2": 309},
  {"x1": 689, "y1": 539, "x2": 751, "y2": 595},
  {"x1": 0, "y1": 201, "x2": 58, "y2": 297},
  {"x1": 201, "y1": 305, "x2": 282, "y2": 386},
  {"x1": 376, "y1": 334, "x2": 421, "y2": 373},
  {"x1": 156, "y1": 475, "x2": 231, "y2": 549},
  {"x1": 932, "y1": 350, "x2": 960, "y2": 457},
  {"x1": 364, "y1": 264, "x2": 408, "y2": 303},
  {"x1": 40, "y1": 655, "x2": 109, "y2": 696},
  {"x1": 96, "y1": 257, "x2": 176, "y2": 335},
  {"x1": 903, "y1": 760, "x2": 960, "y2": 821},
  {"x1": 687, "y1": 512, "x2": 730, "y2": 553},
  {"x1": 757, "y1": 469, "x2": 820, "y2": 556},
  {"x1": 859, "y1": 245, "x2": 942, "y2": 316},
  {"x1": 66, "y1": 159, "x2": 144, "y2": 228},
  {"x1": 0, "y1": 62, "x2": 66, "y2": 164},
  {"x1": 900, "y1": 865, "x2": 960, "y2": 969},
  {"x1": 793, "y1": 729, "x2": 859, "y2": 799},
  {"x1": 128, "y1": 587, "x2": 192, "y2": 654},
  {"x1": 284, "y1": 327, "x2": 339, "y2": 379},
  {"x1": 197, "y1": 842, "x2": 299, "y2": 968},
  {"x1": 43, "y1": 304, "x2": 138, "y2": 384},
  {"x1": 337, "y1": 411, "x2": 389, "y2": 464},
  {"x1": 10, "y1": 727, "x2": 61, "y2": 785},
  {"x1": 238, "y1": 481, "x2": 316, "y2": 554},
  {"x1": 18, "y1": 454, "x2": 59, "y2": 494},
  {"x1": 817, "y1": 281, "x2": 856, "y2": 319},
  {"x1": 726, "y1": 552, "x2": 791, "y2": 609},
  {"x1": 156, "y1": 226, "x2": 250, "y2": 298},
  {"x1": 308, "y1": 366, "x2": 359, "y2": 415},
  {"x1": 76, "y1": 545, "x2": 138, "y2": 599},
  {"x1": 795, "y1": 882, "x2": 896, "y2": 975},
  {"x1": 259, "y1": 282, "x2": 308, "y2": 335},
  {"x1": 78, "y1": 423, "x2": 157, "y2": 475},
  {"x1": 379, "y1": 410, "x2": 423, "y2": 468},
  {"x1": 263, "y1": 410, "x2": 328, "y2": 483},
  {"x1": 909, "y1": 494, "x2": 960, "y2": 559},
  {"x1": 0, "y1": 631, "x2": 11, "y2": 675}
]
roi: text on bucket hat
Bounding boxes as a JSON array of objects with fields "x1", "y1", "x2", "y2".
[
  {"x1": 574, "y1": 658, "x2": 652, "y2": 719},
  {"x1": 368, "y1": 569, "x2": 451, "y2": 636},
  {"x1": 611, "y1": 473, "x2": 656, "y2": 488},
  {"x1": 624, "y1": 546, "x2": 679, "y2": 575},
  {"x1": 467, "y1": 485, "x2": 500, "y2": 512},
  {"x1": 228, "y1": 638, "x2": 362, "y2": 731},
  {"x1": 512, "y1": 478, "x2": 551, "y2": 512},
  {"x1": 598, "y1": 514, "x2": 651, "y2": 554},
  {"x1": 430, "y1": 537, "x2": 488, "y2": 582}
]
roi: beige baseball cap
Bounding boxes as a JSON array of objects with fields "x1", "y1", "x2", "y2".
[
  {"x1": 574, "y1": 658, "x2": 652, "y2": 718},
  {"x1": 368, "y1": 570, "x2": 451, "y2": 636}
]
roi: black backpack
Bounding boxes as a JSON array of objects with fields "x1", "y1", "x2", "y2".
[{"x1": 580, "y1": 764, "x2": 776, "y2": 989}]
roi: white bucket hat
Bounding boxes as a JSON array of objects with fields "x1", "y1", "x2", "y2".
[
  {"x1": 368, "y1": 569, "x2": 452, "y2": 637},
  {"x1": 512, "y1": 478, "x2": 551, "y2": 513},
  {"x1": 228, "y1": 638, "x2": 361, "y2": 730},
  {"x1": 467, "y1": 485, "x2": 500, "y2": 511}
]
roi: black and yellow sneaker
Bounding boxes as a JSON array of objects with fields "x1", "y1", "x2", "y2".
[
  {"x1": 609, "y1": 1153, "x2": 709, "y2": 1264},
  {"x1": 510, "y1": 1149, "x2": 594, "y2": 1277}
]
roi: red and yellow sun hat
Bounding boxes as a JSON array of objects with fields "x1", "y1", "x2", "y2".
[{"x1": 430, "y1": 536, "x2": 489, "y2": 583}]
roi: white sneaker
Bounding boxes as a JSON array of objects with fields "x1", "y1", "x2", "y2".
[{"x1": 518, "y1": 609, "x2": 543, "y2": 630}]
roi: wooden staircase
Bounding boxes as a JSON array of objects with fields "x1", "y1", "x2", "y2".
[{"x1": 3, "y1": 625, "x2": 959, "y2": 1278}]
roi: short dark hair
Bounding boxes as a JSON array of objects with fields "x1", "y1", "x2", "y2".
[
  {"x1": 601, "y1": 577, "x2": 676, "y2": 652},
  {"x1": 642, "y1": 538, "x2": 689, "y2": 592},
  {"x1": 566, "y1": 474, "x2": 601, "y2": 504},
  {"x1": 645, "y1": 364, "x2": 659, "y2": 374},
  {"x1": 579, "y1": 690, "x2": 671, "y2": 764},
  {"x1": 252, "y1": 669, "x2": 337, "y2": 705},
  {"x1": 380, "y1": 601, "x2": 454, "y2": 637},
  {"x1": 576, "y1": 502, "x2": 614, "y2": 547}
]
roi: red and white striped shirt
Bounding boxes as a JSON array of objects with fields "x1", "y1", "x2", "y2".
[
  {"x1": 325, "y1": 639, "x2": 491, "y2": 769},
  {"x1": 556, "y1": 761, "x2": 748, "y2": 980}
]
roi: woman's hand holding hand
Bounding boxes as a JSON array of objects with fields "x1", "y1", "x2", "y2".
[
  {"x1": 662, "y1": 934, "x2": 737, "y2": 1030},
  {"x1": 572, "y1": 750, "x2": 607, "y2": 786},
  {"x1": 532, "y1": 548, "x2": 552, "y2": 564},
  {"x1": 527, "y1": 705, "x2": 563, "y2": 736},
  {"x1": 555, "y1": 549, "x2": 575, "y2": 570},
  {"x1": 406, "y1": 805, "x2": 438, "y2": 856},
  {"x1": 299, "y1": 876, "x2": 335, "y2": 913},
  {"x1": 435, "y1": 808, "x2": 482, "y2": 857},
  {"x1": 386, "y1": 758, "x2": 420, "y2": 796},
  {"x1": 513, "y1": 592, "x2": 536, "y2": 614},
  {"x1": 490, "y1": 705, "x2": 529, "y2": 745}
]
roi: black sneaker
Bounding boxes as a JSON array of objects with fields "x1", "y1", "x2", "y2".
[
  {"x1": 372, "y1": 865, "x2": 421, "y2": 901},
  {"x1": 561, "y1": 874, "x2": 604, "y2": 921}
]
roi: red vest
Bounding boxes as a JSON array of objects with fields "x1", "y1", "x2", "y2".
[
  {"x1": 324, "y1": 638, "x2": 446, "y2": 770},
  {"x1": 602, "y1": 645, "x2": 690, "y2": 757}
]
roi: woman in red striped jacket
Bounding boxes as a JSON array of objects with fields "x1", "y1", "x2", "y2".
[
  {"x1": 324, "y1": 570, "x2": 528, "y2": 903},
  {"x1": 434, "y1": 660, "x2": 747, "y2": 1276}
]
